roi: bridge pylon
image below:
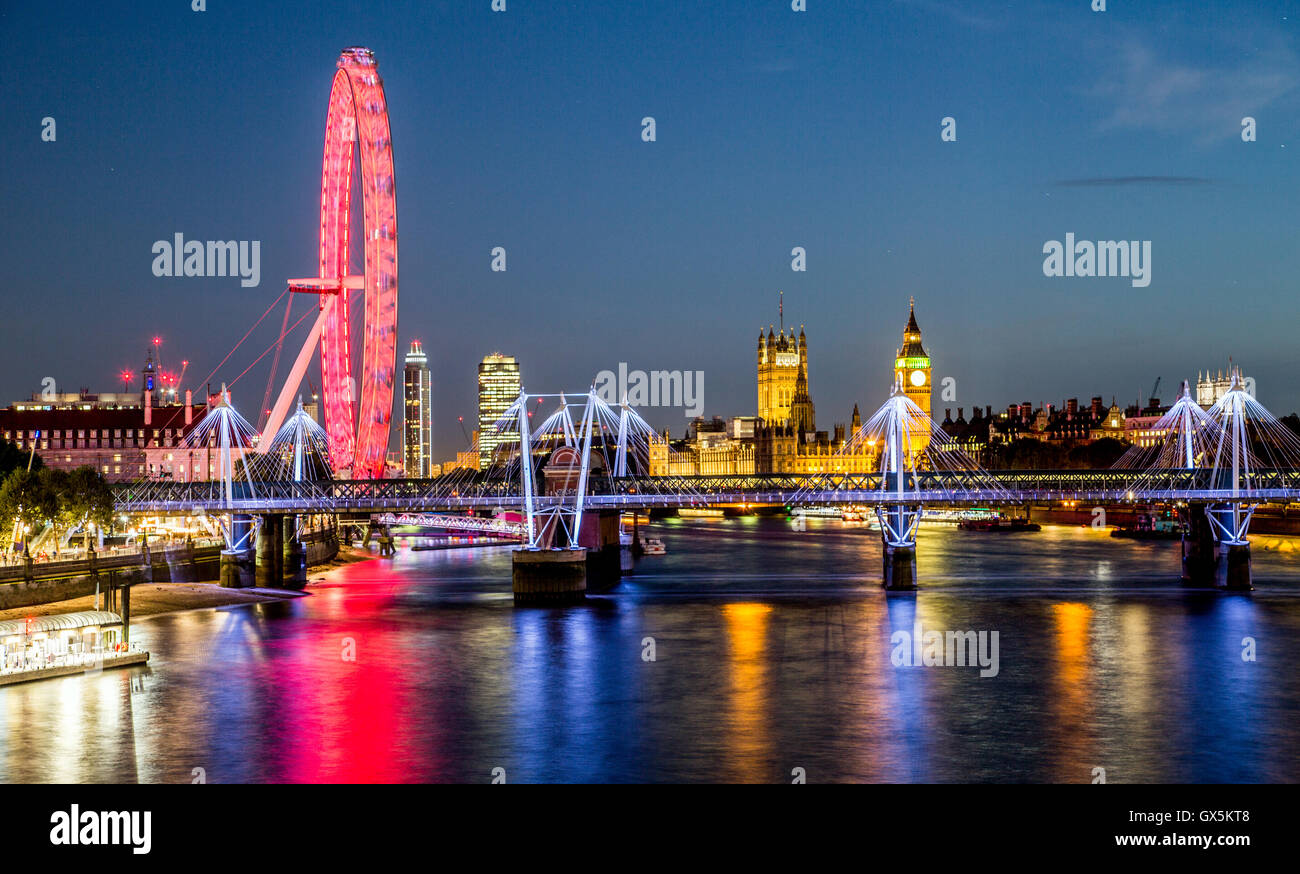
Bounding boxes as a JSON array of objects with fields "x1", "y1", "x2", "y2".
[
  {"x1": 877, "y1": 505, "x2": 922, "y2": 590},
  {"x1": 176, "y1": 389, "x2": 263, "y2": 587},
  {"x1": 823, "y1": 379, "x2": 1013, "y2": 591},
  {"x1": 1126, "y1": 375, "x2": 1300, "y2": 590}
]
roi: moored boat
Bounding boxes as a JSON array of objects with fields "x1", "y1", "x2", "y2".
[{"x1": 1110, "y1": 511, "x2": 1183, "y2": 540}]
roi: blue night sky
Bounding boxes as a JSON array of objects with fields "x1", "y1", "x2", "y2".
[{"x1": 2, "y1": 0, "x2": 1299, "y2": 458}]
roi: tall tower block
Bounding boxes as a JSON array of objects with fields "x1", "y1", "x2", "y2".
[{"x1": 403, "y1": 340, "x2": 432, "y2": 477}]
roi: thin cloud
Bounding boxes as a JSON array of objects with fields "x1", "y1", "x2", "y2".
[
  {"x1": 1055, "y1": 176, "x2": 1212, "y2": 187},
  {"x1": 1089, "y1": 38, "x2": 1300, "y2": 144}
]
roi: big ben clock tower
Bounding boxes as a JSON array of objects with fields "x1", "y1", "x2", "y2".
[{"x1": 894, "y1": 297, "x2": 932, "y2": 417}]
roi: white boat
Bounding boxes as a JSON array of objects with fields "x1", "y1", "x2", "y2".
[
  {"x1": 641, "y1": 537, "x2": 666, "y2": 555},
  {"x1": 793, "y1": 507, "x2": 841, "y2": 519}
]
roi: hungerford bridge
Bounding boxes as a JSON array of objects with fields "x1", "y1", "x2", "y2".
[{"x1": 109, "y1": 373, "x2": 1300, "y2": 601}]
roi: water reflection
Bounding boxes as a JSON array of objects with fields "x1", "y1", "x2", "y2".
[
  {"x1": 0, "y1": 519, "x2": 1297, "y2": 783},
  {"x1": 1048, "y1": 602, "x2": 1094, "y2": 781},
  {"x1": 722, "y1": 603, "x2": 771, "y2": 782}
]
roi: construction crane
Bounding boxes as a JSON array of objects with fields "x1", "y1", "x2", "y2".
[
  {"x1": 457, "y1": 416, "x2": 471, "y2": 448},
  {"x1": 1150, "y1": 376, "x2": 1162, "y2": 404}
]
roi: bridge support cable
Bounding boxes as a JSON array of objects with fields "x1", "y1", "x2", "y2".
[
  {"x1": 788, "y1": 381, "x2": 1015, "y2": 589},
  {"x1": 257, "y1": 293, "x2": 296, "y2": 433},
  {"x1": 1113, "y1": 380, "x2": 1225, "y2": 480},
  {"x1": 582, "y1": 391, "x2": 706, "y2": 507},
  {"x1": 1120, "y1": 372, "x2": 1300, "y2": 589},
  {"x1": 176, "y1": 387, "x2": 262, "y2": 550}
]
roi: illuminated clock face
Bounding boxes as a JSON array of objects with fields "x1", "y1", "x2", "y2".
[{"x1": 909, "y1": 370, "x2": 926, "y2": 387}]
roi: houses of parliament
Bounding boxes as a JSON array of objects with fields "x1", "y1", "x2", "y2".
[
  {"x1": 650, "y1": 298, "x2": 930, "y2": 475},
  {"x1": 755, "y1": 298, "x2": 930, "y2": 473}
]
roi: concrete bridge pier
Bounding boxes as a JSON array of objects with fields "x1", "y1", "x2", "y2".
[
  {"x1": 1222, "y1": 542, "x2": 1252, "y2": 591},
  {"x1": 377, "y1": 523, "x2": 396, "y2": 557},
  {"x1": 221, "y1": 514, "x2": 256, "y2": 588},
  {"x1": 283, "y1": 515, "x2": 307, "y2": 588},
  {"x1": 220, "y1": 549, "x2": 255, "y2": 587},
  {"x1": 630, "y1": 511, "x2": 644, "y2": 557},
  {"x1": 1207, "y1": 504, "x2": 1253, "y2": 591},
  {"x1": 512, "y1": 548, "x2": 587, "y2": 604},
  {"x1": 255, "y1": 514, "x2": 285, "y2": 587},
  {"x1": 580, "y1": 509, "x2": 624, "y2": 590},
  {"x1": 1182, "y1": 502, "x2": 1253, "y2": 591},
  {"x1": 882, "y1": 543, "x2": 917, "y2": 590},
  {"x1": 1181, "y1": 502, "x2": 1218, "y2": 587},
  {"x1": 876, "y1": 505, "x2": 920, "y2": 591}
]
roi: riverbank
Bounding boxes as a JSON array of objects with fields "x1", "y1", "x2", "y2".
[
  {"x1": 0, "y1": 546, "x2": 379, "y2": 622},
  {"x1": 0, "y1": 583, "x2": 304, "y2": 622}
]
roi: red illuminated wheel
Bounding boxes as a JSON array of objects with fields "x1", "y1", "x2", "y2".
[{"x1": 317, "y1": 47, "x2": 398, "y2": 479}]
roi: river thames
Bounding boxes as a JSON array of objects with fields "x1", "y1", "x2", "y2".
[{"x1": 2, "y1": 517, "x2": 1298, "y2": 783}]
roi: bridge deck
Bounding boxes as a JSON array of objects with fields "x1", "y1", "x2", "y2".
[{"x1": 110, "y1": 470, "x2": 1300, "y2": 514}]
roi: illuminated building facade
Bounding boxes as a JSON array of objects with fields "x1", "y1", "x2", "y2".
[
  {"x1": 0, "y1": 379, "x2": 208, "y2": 482},
  {"x1": 757, "y1": 308, "x2": 802, "y2": 425},
  {"x1": 649, "y1": 417, "x2": 758, "y2": 476},
  {"x1": 0, "y1": 346, "x2": 259, "y2": 481},
  {"x1": 477, "y1": 353, "x2": 521, "y2": 469},
  {"x1": 752, "y1": 304, "x2": 878, "y2": 474},
  {"x1": 1197, "y1": 368, "x2": 1253, "y2": 406},
  {"x1": 403, "y1": 341, "x2": 432, "y2": 477}
]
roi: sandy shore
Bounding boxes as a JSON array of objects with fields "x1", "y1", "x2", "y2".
[{"x1": 0, "y1": 546, "x2": 378, "y2": 622}]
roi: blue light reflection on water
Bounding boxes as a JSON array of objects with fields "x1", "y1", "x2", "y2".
[{"x1": 1, "y1": 517, "x2": 1297, "y2": 783}]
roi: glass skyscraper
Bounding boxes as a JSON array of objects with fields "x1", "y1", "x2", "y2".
[{"x1": 477, "y1": 353, "x2": 521, "y2": 469}]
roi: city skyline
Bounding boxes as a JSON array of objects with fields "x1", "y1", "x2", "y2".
[
  {"x1": 4, "y1": 1, "x2": 1300, "y2": 459},
  {"x1": 0, "y1": 296, "x2": 1274, "y2": 465},
  {"x1": 3, "y1": 0, "x2": 1300, "y2": 808}
]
